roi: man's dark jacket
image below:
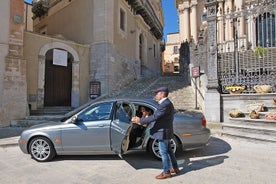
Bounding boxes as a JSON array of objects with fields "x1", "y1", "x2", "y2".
[{"x1": 140, "y1": 98, "x2": 174, "y2": 140}]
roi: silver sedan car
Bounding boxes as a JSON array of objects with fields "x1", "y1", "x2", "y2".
[{"x1": 18, "y1": 98, "x2": 211, "y2": 162}]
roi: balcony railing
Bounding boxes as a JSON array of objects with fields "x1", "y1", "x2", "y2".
[{"x1": 32, "y1": 0, "x2": 49, "y2": 18}]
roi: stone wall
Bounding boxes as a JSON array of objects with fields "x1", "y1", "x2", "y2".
[
  {"x1": 90, "y1": 42, "x2": 139, "y2": 96},
  {"x1": 23, "y1": 32, "x2": 90, "y2": 110},
  {"x1": 0, "y1": 0, "x2": 28, "y2": 127}
]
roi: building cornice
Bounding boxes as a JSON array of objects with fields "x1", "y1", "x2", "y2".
[{"x1": 126, "y1": 0, "x2": 163, "y2": 39}]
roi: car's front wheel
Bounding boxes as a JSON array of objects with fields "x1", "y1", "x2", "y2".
[
  {"x1": 148, "y1": 137, "x2": 179, "y2": 160},
  {"x1": 29, "y1": 137, "x2": 56, "y2": 162}
]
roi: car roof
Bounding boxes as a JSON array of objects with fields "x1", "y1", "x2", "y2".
[{"x1": 62, "y1": 98, "x2": 158, "y2": 120}]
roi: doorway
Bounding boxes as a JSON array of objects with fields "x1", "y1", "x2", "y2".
[{"x1": 44, "y1": 49, "x2": 72, "y2": 106}]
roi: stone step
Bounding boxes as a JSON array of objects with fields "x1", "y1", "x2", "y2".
[
  {"x1": 109, "y1": 75, "x2": 198, "y2": 111},
  {"x1": 221, "y1": 129, "x2": 276, "y2": 143},
  {"x1": 222, "y1": 122, "x2": 276, "y2": 143},
  {"x1": 31, "y1": 106, "x2": 73, "y2": 115},
  {"x1": 11, "y1": 115, "x2": 64, "y2": 127},
  {"x1": 228, "y1": 117, "x2": 276, "y2": 127}
]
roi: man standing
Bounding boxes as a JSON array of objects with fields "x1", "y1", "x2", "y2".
[{"x1": 131, "y1": 87, "x2": 180, "y2": 179}]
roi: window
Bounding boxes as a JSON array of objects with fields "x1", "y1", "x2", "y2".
[
  {"x1": 139, "y1": 34, "x2": 143, "y2": 61},
  {"x1": 120, "y1": 8, "x2": 126, "y2": 31},
  {"x1": 153, "y1": 44, "x2": 156, "y2": 58},
  {"x1": 115, "y1": 103, "x2": 131, "y2": 122},
  {"x1": 173, "y1": 46, "x2": 178, "y2": 54},
  {"x1": 77, "y1": 102, "x2": 113, "y2": 121},
  {"x1": 256, "y1": 13, "x2": 276, "y2": 47}
]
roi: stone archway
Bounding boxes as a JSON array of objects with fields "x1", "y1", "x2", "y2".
[{"x1": 37, "y1": 42, "x2": 80, "y2": 108}]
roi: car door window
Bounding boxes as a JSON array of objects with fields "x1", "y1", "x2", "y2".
[
  {"x1": 78, "y1": 102, "x2": 113, "y2": 121},
  {"x1": 115, "y1": 103, "x2": 132, "y2": 122}
]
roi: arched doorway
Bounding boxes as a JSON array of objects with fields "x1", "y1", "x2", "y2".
[
  {"x1": 44, "y1": 49, "x2": 72, "y2": 106},
  {"x1": 38, "y1": 42, "x2": 80, "y2": 108}
]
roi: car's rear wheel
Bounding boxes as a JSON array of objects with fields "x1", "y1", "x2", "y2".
[
  {"x1": 148, "y1": 137, "x2": 179, "y2": 160},
  {"x1": 29, "y1": 137, "x2": 56, "y2": 162}
]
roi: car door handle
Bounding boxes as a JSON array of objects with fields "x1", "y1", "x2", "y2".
[{"x1": 98, "y1": 124, "x2": 105, "y2": 127}]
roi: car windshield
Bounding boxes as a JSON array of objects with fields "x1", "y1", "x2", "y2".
[{"x1": 77, "y1": 102, "x2": 113, "y2": 121}]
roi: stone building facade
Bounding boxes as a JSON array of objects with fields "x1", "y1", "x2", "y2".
[
  {"x1": 23, "y1": 32, "x2": 90, "y2": 110},
  {"x1": 31, "y1": 0, "x2": 164, "y2": 99},
  {"x1": 0, "y1": 0, "x2": 28, "y2": 127},
  {"x1": 0, "y1": 0, "x2": 164, "y2": 126},
  {"x1": 163, "y1": 33, "x2": 180, "y2": 73}
]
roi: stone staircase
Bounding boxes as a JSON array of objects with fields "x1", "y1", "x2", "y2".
[
  {"x1": 31, "y1": 106, "x2": 73, "y2": 115},
  {"x1": 9, "y1": 74, "x2": 276, "y2": 143},
  {"x1": 11, "y1": 75, "x2": 199, "y2": 127},
  {"x1": 109, "y1": 75, "x2": 199, "y2": 111},
  {"x1": 11, "y1": 106, "x2": 73, "y2": 127},
  {"x1": 221, "y1": 97, "x2": 276, "y2": 143}
]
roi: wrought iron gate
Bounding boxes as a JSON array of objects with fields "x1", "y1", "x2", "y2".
[{"x1": 217, "y1": 0, "x2": 276, "y2": 93}]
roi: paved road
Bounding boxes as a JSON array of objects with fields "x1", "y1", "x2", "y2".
[{"x1": 0, "y1": 136, "x2": 275, "y2": 184}]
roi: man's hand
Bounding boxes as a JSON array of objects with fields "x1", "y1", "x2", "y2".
[{"x1": 131, "y1": 116, "x2": 141, "y2": 125}]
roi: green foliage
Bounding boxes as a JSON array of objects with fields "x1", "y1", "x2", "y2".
[{"x1": 254, "y1": 46, "x2": 268, "y2": 57}]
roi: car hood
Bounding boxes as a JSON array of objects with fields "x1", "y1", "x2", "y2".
[{"x1": 25, "y1": 121, "x2": 65, "y2": 132}]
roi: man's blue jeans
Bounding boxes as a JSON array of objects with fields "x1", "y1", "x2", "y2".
[{"x1": 159, "y1": 139, "x2": 179, "y2": 174}]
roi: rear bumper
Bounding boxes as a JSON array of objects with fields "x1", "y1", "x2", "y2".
[{"x1": 180, "y1": 129, "x2": 211, "y2": 151}]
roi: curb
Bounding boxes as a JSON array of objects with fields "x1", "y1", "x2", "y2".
[{"x1": 0, "y1": 136, "x2": 19, "y2": 147}]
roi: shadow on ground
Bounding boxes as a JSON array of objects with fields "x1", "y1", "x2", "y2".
[
  {"x1": 52, "y1": 136, "x2": 231, "y2": 174},
  {"x1": 123, "y1": 136, "x2": 231, "y2": 171}
]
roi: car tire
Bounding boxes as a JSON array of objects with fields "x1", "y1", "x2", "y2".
[
  {"x1": 29, "y1": 136, "x2": 56, "y2": 162},
  {"x1": 148, "y1": 136, "x2": 179, "y2": 160}
]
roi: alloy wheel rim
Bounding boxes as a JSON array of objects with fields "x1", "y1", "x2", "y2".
[
  {"x1": 30, "y1": 139, "x2": 50, "y2": 161},
  {"x1": 152, "y1": 139, "x2": 176, "y2": 159}
]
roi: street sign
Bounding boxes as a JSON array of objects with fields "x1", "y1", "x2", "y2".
[
  {"x1": 192, "y1": 66, "x2": 200, "y2": 78},
  {"x1": 90, "y1": 81, "x2": 101, "y2": 99}
]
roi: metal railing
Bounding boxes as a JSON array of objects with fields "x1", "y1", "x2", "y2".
[{"x1": 217, "y1": 0, "x2": 276, "y2": 93}]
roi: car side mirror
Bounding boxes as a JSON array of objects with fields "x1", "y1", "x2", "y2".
[
  {"x1": 70, "y1": 116, "x2": 77, "y2": 123},
  {"x1": 71, "y1": 115, "x2": 83, "y2": 124}
]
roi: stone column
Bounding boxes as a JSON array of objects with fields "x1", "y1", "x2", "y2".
[
  {"x1": 204, "y1": 0, "x2": 221, "y2": 125},
  {"x1": 224, "y1": 0, "x2": 233, "y2": 41},
  {"x1": 71, "y1": 60, "x2": 80, "y2": 108},
  {"x1": 190, "y1": 0, "x2": 198, "y2": 43},
  {"x1": 235, "y1": 0, "x2": 245, "y2": 36},
  {"x1": 37, "y1": 55, "x2": 45, "y2": 109},
  {"x1": 0, "y1": 0, "x2": 28, "y2": 126},
  {"x1": 217, "y1": 0, "x2": 224, "y2": 44},
  {"x1": 178, "y1": 1, "x2": 190, "y2": 42}
]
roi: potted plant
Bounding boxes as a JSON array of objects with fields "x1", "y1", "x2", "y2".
[
  {"x1": 253, "y1": 84, "x2": 272, "y2": 93},
  {"x1": 225, "y1": 85, "x2": 246, "y2": 94},
  {"x1": 254, "y1": 46, "x2": 268, "y2": 58}
]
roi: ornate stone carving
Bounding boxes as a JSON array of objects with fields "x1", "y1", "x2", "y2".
[{"x1": 178, "y1": 1, "x2": 190, "y2": 13}]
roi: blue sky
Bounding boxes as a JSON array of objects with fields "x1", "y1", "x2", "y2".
[
  {"x1": 24, "y1": 0, "x2": 178, "y2": 41},
  {"x1": 161, "y1": 0, "x2": 178, "y2": 41}
]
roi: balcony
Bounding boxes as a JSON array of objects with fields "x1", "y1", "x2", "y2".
[
  {"x1": 126, "y1": 0, "x2": 163, "y2": 39},
  {"x1": 32, "y1": 0, "x2": 49, "y2": 18}
]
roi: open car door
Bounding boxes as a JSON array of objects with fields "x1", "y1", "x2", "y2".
[{"x1": 110, "y1": 101, "x2": 135, "y2": 158}]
